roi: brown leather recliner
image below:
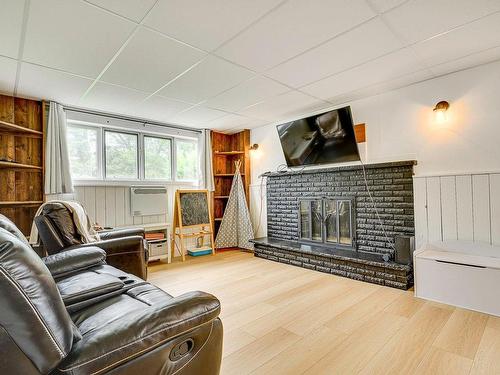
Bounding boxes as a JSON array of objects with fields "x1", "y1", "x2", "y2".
[
  {"x1": 0, "y1": 214, "x2": 223, "y2": 375},
  {"x1": 34, "y1": 202, "x2": 148, "y2": 279}
]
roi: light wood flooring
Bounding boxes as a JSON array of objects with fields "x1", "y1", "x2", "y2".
[{"x1": 148, "y1": 251, "x2": 500, "y2": 375}]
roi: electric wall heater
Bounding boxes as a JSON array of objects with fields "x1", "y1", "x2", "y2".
[{"x1": 130, "y1": 186, "x2": 168, "y2": 216}]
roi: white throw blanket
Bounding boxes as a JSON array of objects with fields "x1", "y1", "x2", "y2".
[{"x1": 29, "y1": 200, "x2": 100, "y2": 245}]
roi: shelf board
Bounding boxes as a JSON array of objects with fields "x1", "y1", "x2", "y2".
[
  {"x1": 0, "y1": 120, "x2": 43, "y2": 137},
  {"x1": 0, "y1": 161, "x2": 43, "y2": 170},
  {"x1": 214, "y1": 195, "x2": 229, "y2": 199},
  {"x1": 214, "y1": 173, "x2": 245, "y2": 177},
  {"x1": 0, "y1": 201, "x2": 43, "y2": 207},
  {"x1": 214, "y1": 151, "x2": 245, "y2": 155},
  {"x1": 214, "y1": 218, "x2": 223, "y2": 221}
]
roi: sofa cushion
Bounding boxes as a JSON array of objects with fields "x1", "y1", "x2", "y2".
[
  {"x1": 54, "y1": 285, "x2": 220, "y2": 375},
  {"x1": 0, "y1": 227, "x2": 76, "y2": 374}
]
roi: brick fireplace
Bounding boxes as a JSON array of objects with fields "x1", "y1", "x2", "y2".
[{"x1": 251, "y1": 160, "x2": 416, "y2": 289}]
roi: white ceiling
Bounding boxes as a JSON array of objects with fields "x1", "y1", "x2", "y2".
[{"x1": 2, "y1": 0, "x2": 500, "y2": 133}]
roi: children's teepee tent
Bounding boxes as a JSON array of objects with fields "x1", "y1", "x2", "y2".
[{"x1": 215, "y1": 160, "x2": 254, "y2": 250}]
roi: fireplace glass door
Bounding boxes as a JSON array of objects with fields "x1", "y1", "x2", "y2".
[{"x1": 299, "y1": 198, "x2": 354, "y2": 249}]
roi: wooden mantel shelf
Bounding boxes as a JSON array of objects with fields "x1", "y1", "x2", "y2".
[{"x1": 0, "y1": 120, "x2": 43, "y2": 137}]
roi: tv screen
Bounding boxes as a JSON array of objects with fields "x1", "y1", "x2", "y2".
[{"x1": 276, "y1": 106, "x2": 360, "y2": 167}]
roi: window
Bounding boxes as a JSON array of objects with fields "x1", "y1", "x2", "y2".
[
  {"x1": 66, "y1": 122, "x2": 199, "y2": 183},
  {"x1": 144, "y1": 136, "x2": 172, "y2": 180},
  {"x1": 105, "y1": 131, "x2": 138, "y2": 179},
  {"x1": 175, "y1": 139, "x2": 198, "y2": 181},
  {"x1": 67, "y1": 125, "x2": 99, "y2": 179}
]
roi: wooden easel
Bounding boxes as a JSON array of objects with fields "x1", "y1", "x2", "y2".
[{"x1": 171, "y1": 189, "x2": 215, "y2": 262}]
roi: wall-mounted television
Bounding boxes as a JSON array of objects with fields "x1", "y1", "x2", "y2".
[{"x1": 276, "y1": 106, "x2": 360, "y2": 167}]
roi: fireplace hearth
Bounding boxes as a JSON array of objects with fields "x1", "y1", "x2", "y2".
[{"x1": 253, "y1": 160, "x2": 417, "y2": 290}]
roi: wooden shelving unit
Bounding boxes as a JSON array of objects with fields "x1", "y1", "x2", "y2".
[
  {"x1": 211, "y1": 129, "x2": 251, "y2": 243},
  {"x1": 0, "y1": 94, "x2": 45, "y2": 235}
]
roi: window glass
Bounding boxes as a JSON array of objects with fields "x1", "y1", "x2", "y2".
[
  {"x1": 105, "y1": 131, "x2": 138, "y2": 179},
  {"x1": 176, "y1": 139, "x2": 198, "y2": 181},
  {"x1": 144, "y1": 136, "x2": 172, "y2": 180},
  {"x1": 67, "y1": 125, "x2": 99, "y2": 179}
]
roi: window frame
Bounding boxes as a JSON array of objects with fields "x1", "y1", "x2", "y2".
[
  {"x1": 174, "y1": 137, "x2": 199, "y2": 182},
  {"x1": 143, "y1": 134, "x2": 174, "y2": 182},
  {"x1": 66, "y1": 120, "x2": 199, "y2": 185},
  {"x1": 66, "y1": 123, "x2": 103, "y2": 180}
]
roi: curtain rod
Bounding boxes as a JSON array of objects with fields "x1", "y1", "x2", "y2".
[{"x1": 60, "y1": 104, "x2": 203, "y2": 134}]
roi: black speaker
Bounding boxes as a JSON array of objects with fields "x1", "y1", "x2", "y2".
[{"x1": 395, "y1": 235, "x2": 415, "y2": 265}]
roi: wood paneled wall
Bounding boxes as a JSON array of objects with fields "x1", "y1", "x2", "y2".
[
  {"x1": 48, "y1": 183, "x2": 195, "y2": 227},
  {"x1": 414, "y1": 173, "x2": 500, "y2": 249}
]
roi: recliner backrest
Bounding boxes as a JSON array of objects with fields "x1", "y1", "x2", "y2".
[
  {"x1": 40, "y1": 202, "x2": 83, "y2": 252},
  {"x1": 0, "y1": 214, "x2": 30, "y2": 247},
  {"x1": 0, "y1": 227, "x2": 76, "y2": 374}
]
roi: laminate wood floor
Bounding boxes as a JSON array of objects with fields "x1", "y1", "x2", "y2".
[{"x1": 148, "y1": 251, "x2": 500, "y2": 375}]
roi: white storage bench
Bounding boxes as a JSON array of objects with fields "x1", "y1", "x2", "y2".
[{"x1": 414, "y1": 241, "x2": 500, "y2": 316}]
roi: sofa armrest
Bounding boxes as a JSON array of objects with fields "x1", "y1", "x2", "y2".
[
  {"x1": 99, "y1": 227, "x2": 145, "y2": 240},
  {"x1": 68, "y1": 236, "x2": 147, "y2": 279},
  {"x1": 43, "y1": 246, "x2": 106, "y2": 279}
]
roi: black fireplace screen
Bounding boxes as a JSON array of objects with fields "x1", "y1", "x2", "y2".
[{"x1": 299, "y1": 198, "x2": 355, "y2": 249}]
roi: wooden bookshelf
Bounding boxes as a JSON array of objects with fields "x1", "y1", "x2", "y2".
[
  {"x1": 0, "y1": 94, "x2": 45, "y2": 235},
  {"x1": 211, "y1": 129, "x2": 250, "y2": 242}
]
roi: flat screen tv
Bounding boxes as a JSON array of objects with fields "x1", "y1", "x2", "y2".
[{"x1": 276, "y1": 106, "x2": 360, "y2": 167}]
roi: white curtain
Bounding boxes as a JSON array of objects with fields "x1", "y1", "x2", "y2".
[
  {"x1": 198, "y1": 129, "x2": 214, "y2": 191},
  {"x1": 45, "y1": 102, "x2": 73, "y2": 194}
]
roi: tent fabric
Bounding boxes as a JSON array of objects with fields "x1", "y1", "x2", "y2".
[{"x1": 215, "y1": 162, "x2": 254, "y2": 250}]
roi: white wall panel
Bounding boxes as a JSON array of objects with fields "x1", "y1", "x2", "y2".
[
  {"x1": 426, "y1": 177, "x2": 442, "y2": 242},
  {"x1": 413, "y1": 173, "x2": 498, "y2": 248},
  {"x1": 456, "y1": 175, "x2": 474, "y2": 241},
  {"x1": 490, "y1": 174, "x2": 500, "y2": 245},
  {"x1": 472, "y1": 174, "x2": 491, "y2": 243},
  {"x1": 440, "y1": 176, "x2": 457, "y2": 240},
  {"x1": 413, "y1": 177, "x2": 427, "y2": 249}
]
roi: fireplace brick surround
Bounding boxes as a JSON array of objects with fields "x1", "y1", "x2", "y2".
[{"x1": 252, "y1": 160, "x2": 416, "y2": 290}]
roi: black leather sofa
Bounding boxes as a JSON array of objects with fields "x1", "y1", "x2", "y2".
[
  {"x1": 34, "y1": 202, "x2": 148, "y2": 279},
  {"x1": 0, "y1": 215, "x2": 223, "y2": 375}
]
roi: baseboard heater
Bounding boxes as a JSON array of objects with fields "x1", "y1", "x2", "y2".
[{"x1": 130, "y1": 186, "x2": 168, "y2": 216}]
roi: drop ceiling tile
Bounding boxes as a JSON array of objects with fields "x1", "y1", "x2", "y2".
[
  {"x1": 204, "y1": 76, "x2": 289, "y2": 112},
  {"x1": 23, "y1": 0, "x2": 135, "y2": 78},
  {"x1": 383, "y1": 0, "x2": 500, "y2": 44},
  {"x1": 429, "y1": 46, "x2": 500, "y2": 77},
  {"x1": 80, "y1": 82, "x2": 149, "y2": 117},
  {"x1": 0, "y1": 56, "x2": 18, "y2": 95},
  {"x1": 17, "y1": 63, "x2": 93, "y2": 104},
  {"x1": 326, "y1": 68, "x2": 435, "y2": 105},
  {"x1": 215, "y1": 0, "x2": 375, "y2": 72},
  {"x1": 143, "y1": 0, "x2": 283, "y2": 51},
  {"x1": 266, "y1": 18, "x2": 403, "y2": 88},
  {"x1": 366, "y1": 0, "x2": 408, "y2": 13},
  {"x1": 172, "y1": 105, "x2": 228, "y2": 125},
  {"x1": 0, "y1": 0, "x2": 25, "y2": 58},
  {"x1": 301, "y1": 48, "x2": 425, "y2": 100},
  {"x1": 158, "y1": 55, "x2": 253, "y2": 104},
  {"x1": 84, "y1": 0, "x2": 156, "y2": 22},
  {"x1": 101, "y1": 27, "x2": 205, "y2": 93},
  {"x1": 240, "y1": 90, "x2": 331, "y2": 121},
  {"x1": 411, "y1": 12, "x2": 500, "y2": 68},
  {"x1": 137, "y1": 95, "x2": 192, "y2": 122},
  {"x1": 204, "y1": 114, "x2": 264, "y2": 131}
]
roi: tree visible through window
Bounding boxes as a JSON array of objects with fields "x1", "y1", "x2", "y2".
[
  {"x1": 67, "y1": 125, "x2": 98, "y2": 179},
  {"x1": 144, "y1": 136, "x2": 172, "y2": 180},
  {"x1": 176, "y1": 139, "x2": 198, "y2": 181},
  {"x1": 105, "y1": 131, "x2": 138, "y2": 179}
]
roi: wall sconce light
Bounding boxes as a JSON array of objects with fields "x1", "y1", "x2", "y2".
[
  {"x1": 433, "y1": 100, "x2": 450, "y2": 123},
  {"x1": 249, "y1": 144, "x2": 259, "y2": 151}
]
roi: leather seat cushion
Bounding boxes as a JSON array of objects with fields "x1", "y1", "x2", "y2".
[{"x1": 54, "y1": 285, "x2": 220, "y2": 375}]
